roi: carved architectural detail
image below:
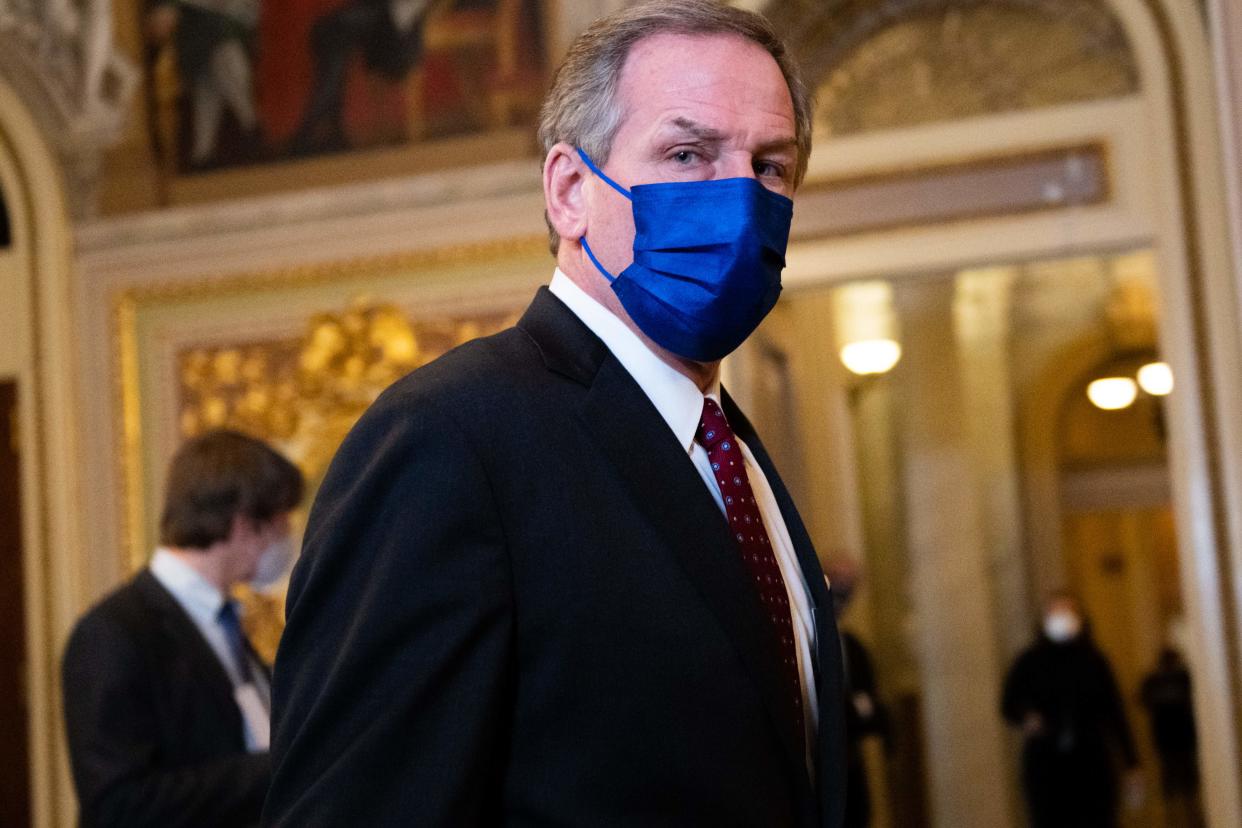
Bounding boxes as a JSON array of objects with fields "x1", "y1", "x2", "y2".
[
  {"x1": 0, "y1": 0, "x2": 136, "y2": 217},
  {"x1": 172, "y1": 298, "x2": 519, "y2": 661},
  {"x1": 764, "y1": 0, "x2": 1139, "y2": 136}
]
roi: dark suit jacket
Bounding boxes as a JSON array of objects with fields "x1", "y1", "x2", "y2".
[
  {"x1": 265, "y1": 288, "x2": 847, "y2": 827},
  {"x1": 61, "y1": 569, "x2": 270, "y2": 827}
]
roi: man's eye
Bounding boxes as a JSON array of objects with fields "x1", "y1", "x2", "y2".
[
  {"x1": 672, "y1": 150, "x2": 699, "y2": 164},
  {"x1": 755, "y1": 160, "x2": 785, "y2": 178}
]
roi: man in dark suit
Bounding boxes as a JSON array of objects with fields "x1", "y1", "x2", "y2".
[
  {"x1": 265, "y1": 2, "x2": 846, "y2": 826},
  {"x1": 62, "y1": 430, "x2": 303, "y2": 827}
]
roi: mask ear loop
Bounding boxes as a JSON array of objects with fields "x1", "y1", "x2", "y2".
[
  {"x1": 576, "y1": 148, "x2": 633, "y2": 200},
  {"x1": 580, "y1": 237, "x2": 616, "y2": 283},
  {"x1": 575, "y1": 148, "x2": 633, "y2": 283}
]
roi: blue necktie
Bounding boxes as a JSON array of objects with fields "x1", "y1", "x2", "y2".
[{"x1": 216, "y1": 600, "x2": 254, "y2": 684}]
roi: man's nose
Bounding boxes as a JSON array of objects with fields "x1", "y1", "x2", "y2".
[{"x1": 716, "y1": 154, "x2": 757, "y2": 180}]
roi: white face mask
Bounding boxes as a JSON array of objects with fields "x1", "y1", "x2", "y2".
[
  {"x1": 250, "y1": 536, "x2": 295, "y2": 592},
  {"x1": 1044, "y1": 611, "x2": 1082, "y2": 643}
]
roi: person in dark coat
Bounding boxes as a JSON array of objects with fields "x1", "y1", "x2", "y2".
[
  {"x1": 827, "y1": 559, "x2": 889, "y2": 828},
  {"x1": 263, "y1": 3, "x2": 849, "y2": 825},
  {"x1": 1002, "y1": 593, "x2": 1140, "y2": 828},
  {"x1": 61, "y1": 430, "x2": 303, "y2": 827},
  {"x1": 1141, "y1": 646, "x2": 1203, "y2": 827}
]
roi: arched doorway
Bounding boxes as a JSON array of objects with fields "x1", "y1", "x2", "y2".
[{"x1": 0, "y1": 71, "x2": 89, "y2": 828}]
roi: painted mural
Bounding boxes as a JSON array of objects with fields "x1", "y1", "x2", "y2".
[{"x1": 142, "y1": 0, "x2": 548, "y2": 172}]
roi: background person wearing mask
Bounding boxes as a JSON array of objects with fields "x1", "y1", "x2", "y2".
[
  {"x1": 62, "y1": 429, "x2": 303, "y2": 827},
  {"x1": 1002, "y1": 593, "x2": 1141, "y2": 828}
]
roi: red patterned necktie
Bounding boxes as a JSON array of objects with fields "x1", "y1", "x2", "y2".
[{"x1": 696, "y1": 397, "x2": 805, "y2": 746}]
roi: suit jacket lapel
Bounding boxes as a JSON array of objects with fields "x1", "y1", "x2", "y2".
[
  {"x1": 519, "y1": 290, "x2": 813, "y2": 801},
  {"x1": 724, "y1": 392, "x2": 848, "y2": 828},
  {"x1": 134, "y1": 571, "x2": 247, "y2": 745}
]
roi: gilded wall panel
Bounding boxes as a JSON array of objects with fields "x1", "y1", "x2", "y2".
[{"x1": 113, "y1": 239, "x2": 547, "y2": 658}]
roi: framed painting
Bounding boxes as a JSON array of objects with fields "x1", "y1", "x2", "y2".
[{"x1": 141, "y1": 0, "x2": 548, "y2": 172}]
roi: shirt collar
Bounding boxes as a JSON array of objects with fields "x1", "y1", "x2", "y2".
[
  {"x1": 149, "y1": 547, "x2": 228, "y2": 623},
  {"x1": 550, "y1": 269, "x2": 719, "y2": 453}
]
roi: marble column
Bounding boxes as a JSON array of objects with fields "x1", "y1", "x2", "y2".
[
  {"x1": 953, "y1": 268, "x2": 1029, "y2": 821},
  {"x1": 954, "y1": 269, "x2": 1031, "y2": 661},
  {"x1": 893, "y1": 278, "x2": 1015, "y2": 828}
]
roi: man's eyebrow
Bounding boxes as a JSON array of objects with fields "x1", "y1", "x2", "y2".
[
  {"x1": 662, "y1": 118, "x2": 798, "y2": 155},
  {"x1": 755, "y1": 136, "x2": 798, "y2": 154},
  {"x1": 664, "y1": 117, "x2": 726, "y2": 142}
]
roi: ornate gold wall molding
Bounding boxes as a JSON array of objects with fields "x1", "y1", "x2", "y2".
[
  {"x1": 110, "y1": 235, "x2": 546, "y2": 576},
  {"x1": 111, "y1": 234, "x2": 545, "y2": 659}
]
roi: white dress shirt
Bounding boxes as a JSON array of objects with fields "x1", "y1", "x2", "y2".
[
  {"x1": 549, "y1": 270, "x2": 819, "y2": 763},
  {"x1": 149, "y1": 548, "x2": 270, "y2": 751}
]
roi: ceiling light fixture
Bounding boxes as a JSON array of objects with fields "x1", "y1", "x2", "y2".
[
  {"x1": 1087, "y1": 377, "x2": 1138, "y2": 410},
  {"x1": 1137, "y1": 361, "x2": 1174, "y2": 396}
]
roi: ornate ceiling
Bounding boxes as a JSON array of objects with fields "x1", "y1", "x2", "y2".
[
  {"x1": 762, "y1": 0, "x2": 1139, "y2": 136},
  {"x1": 0, "y1": 0, "x2": 137, "y2": 216}
]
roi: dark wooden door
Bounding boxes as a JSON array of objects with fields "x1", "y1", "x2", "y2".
[{"x1": 0, "y1": 382, "x2": 30, "y2": 826}]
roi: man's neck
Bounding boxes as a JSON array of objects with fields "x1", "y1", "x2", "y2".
[
  {"x1": 162, "y1": 545, "x2": 232, "y2": 593},
  {"x1": 558, "y1": 259, "x2": 721, "y2": 393}
]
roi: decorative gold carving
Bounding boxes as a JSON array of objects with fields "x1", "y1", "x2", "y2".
[
  {"x1": 110, "y1": 234, "x2": 543, "y2": 620},
  {"x1": 168, "y1": 297, "x2": 516, "y2": 661},
  {"x1": 111, "y1": 235, "x2": 544, "y2": 581},
  {"x1": 174, "y1": 299, "x2": 515, "y2": 487}
]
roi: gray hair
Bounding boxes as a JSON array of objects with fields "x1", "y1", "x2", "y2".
[{"x1": 538, "y1": 0, "x2": 814, "y2": 254}]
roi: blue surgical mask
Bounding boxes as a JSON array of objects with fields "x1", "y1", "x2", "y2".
[{"x1": 577, "y1": 149, "x2": 793, "y2": 362}]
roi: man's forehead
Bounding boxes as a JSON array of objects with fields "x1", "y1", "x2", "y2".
[
  {"x1": 615, "y1": 32, "x2": 795, "y2": 132},
  {"x1": 618, "y1": 32, "x2": 784, "y2": 96}
]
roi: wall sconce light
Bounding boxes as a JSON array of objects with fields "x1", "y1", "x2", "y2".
[
  {"x1": 1137, "y1": 361, "x2": 1174, "y2": 396},
  {"x1": 1087, "y1": 377, "x2": 1138, "y2": 410},
  {"x1": 834, "y1": 281, "x2": 901, "y2": 377},
  {"x1": 840, "y1": 339, "x2": 902, "y2": 376}
]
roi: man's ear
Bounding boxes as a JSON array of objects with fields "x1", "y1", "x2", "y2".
[{"x1": 543, "y1": 142, "x2": 588, "y2": 244}]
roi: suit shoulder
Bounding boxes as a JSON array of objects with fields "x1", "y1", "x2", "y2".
[
  {"x1": 63, "y1": 577, "x2": 155, "y2": 668},
  {"x1": 350, "y1": 325, "x2": 549, "y2": 439},
  {"x1": 385, "y1": 325, "x2": 540, "y2": 405}
]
